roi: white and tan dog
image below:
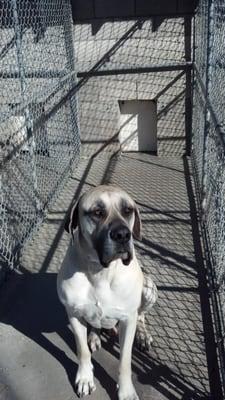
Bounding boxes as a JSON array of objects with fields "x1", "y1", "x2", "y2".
[{"x1": 57, "y1": 185, "x2": 157, "y2": 400}]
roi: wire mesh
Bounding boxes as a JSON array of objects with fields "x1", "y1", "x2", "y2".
[
  {"x1": 192, "y1": 0, "x2": 225, "y2": 392},
  {"x1": 209, "y1": 0, "x2": 225, "y2": 131},
  {"x1": 192, "y1": 79, "x2": 206, "y2": 193},
  {"x1": 194, "y1": 0, "x2": 209, "y2": 86},
  {"x1": 0, "y1": 0, "x2": 80, "y2": 275}
]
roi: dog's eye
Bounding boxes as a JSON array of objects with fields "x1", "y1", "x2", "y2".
[
  {"x1": 92, "y1": 209, "x2": 105, "y2": 219},
  {"x1": 123, "y1": 206, "x2": 133, "y2": 216}
]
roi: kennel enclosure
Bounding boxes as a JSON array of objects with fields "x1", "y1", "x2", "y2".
[{"x1": 0, "y1": 0, "x2": 225, "y2": 397}]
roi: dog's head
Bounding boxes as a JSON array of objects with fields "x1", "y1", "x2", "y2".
[{"x1": 65, "y1": 185, "x2": 142, "y2": 268}]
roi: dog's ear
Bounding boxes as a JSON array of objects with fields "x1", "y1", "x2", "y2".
[
  {"x1": 65, "y1": 199, "x2": 79, "y2": 235},
  {"x1": 133, "y1": 205, "x2": 142, "y2": 240}
]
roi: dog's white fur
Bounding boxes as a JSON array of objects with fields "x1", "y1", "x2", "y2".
[{"x1": 57, "y1": 185, "x2": 157, "y2": 399}]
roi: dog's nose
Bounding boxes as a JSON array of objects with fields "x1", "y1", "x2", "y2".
[{"x1": 110, "y1": 225, "x2": 131, "y2": 244}]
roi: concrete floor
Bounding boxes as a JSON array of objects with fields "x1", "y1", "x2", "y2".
[{"x1": 0, "y1": 153, "x2": 221, "y2": 400}]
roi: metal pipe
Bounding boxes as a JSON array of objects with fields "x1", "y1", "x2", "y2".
[
  {"x1": 77, "y1": 63, "x2": 193, "y2": 78},
  {"x1": 0, "y1": 71, "x2": 67, "y2": 79},
  {"x1": 184, "y1": 17, "x2": 193, "y2": 156}
]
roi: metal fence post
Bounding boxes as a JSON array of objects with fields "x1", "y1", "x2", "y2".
[
  {"x1": 62, "y1": 0, "x2": 80, "y2": 160},
  {"x1": 184, "y1": 16, "x2": 193, "y2": 156},
  {"x1": 201, "y1": 0, "x2": 213, "y2": 213},
  {"x1": 11, "y1": 0, "x2": 40, "y2": 213}
]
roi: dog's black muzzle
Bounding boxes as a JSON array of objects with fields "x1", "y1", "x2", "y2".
[{"x1": 94, "y1": 222, "x2": 133, "y2": 268}]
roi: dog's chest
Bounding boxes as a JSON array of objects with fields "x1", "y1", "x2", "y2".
[{"x1": 68, "y1": 276, "x2": 139, "y2": 329}]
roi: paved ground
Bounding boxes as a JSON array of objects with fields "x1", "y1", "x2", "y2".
[{"x1": 0, "y1": 153, "x2": 221, "y2": 400}]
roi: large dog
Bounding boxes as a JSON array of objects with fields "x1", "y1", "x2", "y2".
[{"x1": 57, "y1": 185, "x2": 157, "y2": 400}]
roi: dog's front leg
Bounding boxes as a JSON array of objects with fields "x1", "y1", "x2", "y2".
[
  {"x1": 118, "y1": 312, "x2": 139, "y2": 400},
  {"x1": 68, "y1": 314, "x2": 96, "y2": 397}
]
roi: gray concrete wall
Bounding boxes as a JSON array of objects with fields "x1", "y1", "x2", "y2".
[{"x1": 74, "y1": 18, "x2": 190, "y2": 157}]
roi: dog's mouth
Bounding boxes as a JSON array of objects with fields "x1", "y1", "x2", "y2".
[
  {"x1": 120, "y1": 251, "x2": 132, "y2": 265},
  {"x1": 101, "y1": 250, "x2": 133, "y2": 268},
  {"x1": 94, "y1": 232, "x2": 133, "y2": 268}
]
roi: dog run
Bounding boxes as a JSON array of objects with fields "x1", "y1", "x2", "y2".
[{"x1": 0, "y1": 1, "x2": 224, "y2": 400}]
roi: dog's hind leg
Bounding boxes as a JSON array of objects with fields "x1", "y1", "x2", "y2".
[
  {"x1": 135, "y1": 275, "x2": 158, "y2": 352},
  {"x1": 135, "y1": 313, "x2": 153, "y2": 351},
  {"x1": 88, "y1": 328, "x2": 101, "y2": 353},
  {"x1": 139, "y1": 275, "x2": 158, "y2": 313}
]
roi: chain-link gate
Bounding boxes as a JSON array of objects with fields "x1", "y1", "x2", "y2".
[
  {"x1": 192, "y1": 0, "x2": 225, "y2": 392},
  {"x1": 0, "y1": 0, "x2": 80, "y2": 278}
]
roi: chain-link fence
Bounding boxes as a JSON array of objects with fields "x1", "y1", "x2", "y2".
[
  {"x1": 192, "y1": 0, "x2": 225, "y2": 392},
  {"x1": 0, "y1": 0, "x2": 80, "y2": 279}
]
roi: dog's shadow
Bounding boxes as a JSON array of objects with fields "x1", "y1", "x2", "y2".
[{"x1": 1, "y1": 272, "x2": 117, "y2": 399}]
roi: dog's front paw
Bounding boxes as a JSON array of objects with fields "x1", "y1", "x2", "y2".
[
  {"x1": 88, "y1": 330, "x2": 101, "y2": 353},
  {"x1": 117, "y1": 382, "x2": 139, "y2": 400},
  {"x1": 75, "y1": 362, "x2": 96, "y2": 397}
]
